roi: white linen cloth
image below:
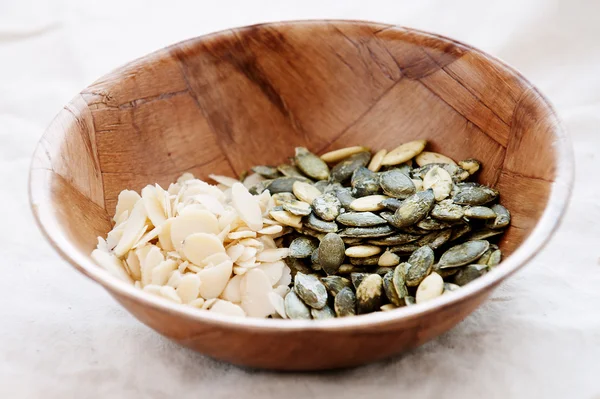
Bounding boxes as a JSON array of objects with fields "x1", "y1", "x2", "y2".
[{"x1": 1, "y1": 0, "x2": 599, "y2": 397}]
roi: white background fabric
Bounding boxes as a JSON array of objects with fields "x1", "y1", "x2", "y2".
[{"x1": 1, "y1": 1, "x2": 599, "y2": 398}]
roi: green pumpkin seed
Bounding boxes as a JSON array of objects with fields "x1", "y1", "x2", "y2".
[
  {"x1": 349, "y1": 255, "x2": 380, "y2": 266},
  {"x1": 439, "y1": 240, "x2": 490, "y2": 269},
  {"x1": 390, "y1": 189, "x2": 435, "y2": 228},
  {"x1": 389, "y1": 243, "x2": 422, "y2": 255},
  {"x1": 367, "y1": 233, "x2": 421, "y2": 246},
  {"x1": 351, "y1": 166, "x2": 381, "y2": 197},
  {"x1": 284, "y1": 291, "x2": 312, "y2": 319},
  {"x1": 336, "y1": 211, "x2": 387, "y2": 227},
  {"x1": 433, "y1": 262, "x2": 458, "y2": 278},
  {"x1": 356, "y1": 274, "x2": 384, "y2": 314},
  {"x1": 393, "y1": 264, "x2": 409, "y2": 300},
  {"x1": 289, "y1": 236, "x2": 318, "y2": 258},
  {"x1": 342, "y1": 236, "x2": 364, "y2": 245},
  {"x1": 318, "y1": 233, "x2": 346, "y2": 275},
  {"x1": 458, "y1": 158, "x2": 480, "y2": 175},
  {"x1": 487, "y1": 249, "x2": 502, "y2": 267},
  {"x1": 423, "y1": 166, "x2": 453, "y2": 201},
  {"x1": 464, "y1": 206, "x2": 496, "y2": 220},
  {"x1": 311, "y1": 305, "x2": 336, "y2": 319},
  {"x1": 468, "y1": 228, "x2": 504, "y2": 240},
  {"x1": 251, "y1": 165, "x2": 281, "y2": 179},
  {"x1": 380, "y1": 197, "x2": 403, "y2": 211},
  {"x1": 452, "y1": 182, "x2": 498, "y2": 205},
  {"x1": 281, "y1": 200, "x2": 311, "y2": 216},
  {"x1": 334, "y1": 287, "x2": 356, "y2": 317},
  {"x1": 285, "y1": 257, "x2": 313, "y2": 277},
  {"x1": 405, "y1": 246, "x2": 435, "y2": 286},
  {"x1": 443, "y1": 282, "x2": 461, "y2": 294},
  {"x1": 294, "y1": 272, "x2": 328, "y2": 309},
  {"x1": 350, "y1": 272, "x2": 370, "y2": 289},
  {"x1": 431, "y1": 199, "x2": 465, "y2": 221},
  {"x1": 383, "y1": 271, "x2": 402, "y2": 306},
  {"x1": 277, "y1": 164, "x2": 305, "y2": 178},
  {"x1": 374, "y1": 266, "x2": 395, "y2": 276},
  {"x1": 339, "y1": 225, "x2": 395, "y2": 238},
  {"x1": 331, "y1": 151, "x2": 371, "y2": 183},
  {"x1": 334, "y1": 187, "x2": 356, "y2": 208},
  {"x1": 304, "y1": 213, "x2": 338, "y2": 233},
  {"x1": 295, "y1": 147, "x2": 330, "y2": 180},
  {"x1": 313, "y1": 180, "x2": 329, "y2": 192},
  {"x1": 297, "y1": 227, "x2": 326, "y2": 240},
  {"x1": 416, "y1": 217, "x2": 451, "y2": 231},
  {"x1": 488, "y1": 204, "x2": 511, "y2": 229},
  {"x1": 312, "y1": 193, "x2": 341, "y2": 221},
  {"x1": 450, "y1": 222, "x2": 472, "y2": 242},
  {"x1": 249, "y1": 179, "x2": 273, "y2": 195},
  {"x1": 453, "y1": 264, "x2": 488, "y2": 286},
  {"x1": 310, "y1": 248, "x2": 320, "y2": 265},
  {"x1": 272, "y1": 192, "x2": 297, "y2": 205},
  {"x1": 415, "y1": 229, "x2": 452, "y2": 250},
  {"x1": 476, "y1": 247, "x2": 495, "y2": 265},
  {"x1": 321, "y1": 276, "x2": 352, "y2": 297},
  {"x1": 379, "y1": 169, "x2": 416, "y2": 199},
  {"x1": 268, "y1": 177, "x2": 310, "y2": 193}
]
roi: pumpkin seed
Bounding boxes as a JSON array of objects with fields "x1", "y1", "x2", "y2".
[
  {"x1": 310, "y1": 305, "x2": 335, "y2": 319},
  {"x1": 304, "y1": 213, "x2": 338, "y2": 233},
  {"x1": 412, "y1": 178, "x2": 424, "y2": 191},
  {"x1": 383, "y1": 271, "x2": 402, "y2": 306},
  {"x1": 351, "y1": 166, "x2": 381, "y2": 197},
  {"x1": 368, "y1": 149, "x2": 387, "y2": 172},
  {"x1": 342, "y1": 236, "x2": 364, "y2": 245},
  {"x1": 450, "y1": 222, "x2": 472, "y2": 242},
  {"x1": 282, "y1": 200, "x2": 312, "y2": 216},
  {"x1": 464, "y1": 206, "x2": 496, "y2": 220},
  {"x1": 336, "y1": 211, "x2": 386, "y2": 227},
  {"x1": 345, "y1": 245, "x2": 381, "y2": 258},
  {"x1": 294, "y1": 272, "x2": 328, "y2": 309},
  {"x1": 321, "y1": 146, "x2": 369, "y2": 163},
  {"x1": 284, "y1": 290, "x2": 312, "y2": 319},
  {"x1": 295, "y1": 147, "x2": 330, "y2": 180},
  {"x1": 379, "y1": 169, "x2": 416, "y2": 199},
  {"x1": 415, "y1": 151, "x2": 456, "y2": 166},
  {"x1": 431, "y1": 199, "x2": 465, "y2": 221},
  {"x1": 272, "y1": 192, "x2": 297, "y2": 205},
  {"x1": 297, "y1": 227, "x2": 326, "y2": 240},
  {"x1": 339, "y1": 225, "x2": 395, "y2": 238},
  {"x1": 468, "y1": 228, "x2": 504, "y2": 240},
  {"x1": 423, "y1": 165, "x2": 453, "y2": 201},
  {"x1": 458, "y1": 158, "x2": 480, "y2": 175},
  {"x1": 318, "y1": 233, "x2": 346, "y2": 275},
  {"x1": 268, "y1": 177, "x2": 310, "y2": 194},
  {"x1": 321, "y1": 275, "x2": 352, "y2": 297},
  {"x1": 489, "y1": 204, "x2": 511, "y2": 229},
  {"x1": 443, "y1": 282, "x2": 460, "y2": 294},
  {"x1": 416, "y1": 217, "x2": 451, "y2": 231},
  {"x1": 269, "y1": 209, "x2": 303, "y2": 228},
  {"x1": 368, "y1": 232, "x2": 421, "y2": 246},
  {"x1": 350, "y1": 272, "x2": 369, "y2": 289},
  {"x1": 454, "y1": 264, "x2": 488, "y2": 286},
  {"x1": 331, "y1": 151, "x2": 371, "y2": 183},
  {"x1": 349, "y1": 194, "x2": 389, "y2": 212},
  {"x1": 349, "y1": 255, "x2": 380, "y2": 266},
  {"x1": 374, "y1": 266, "x2": 395, "y2": 276},
  {"x1": 289, "y1": 236, "x2": 318, "y2": 258},
  {"x1": 312, "y1": 193, "x2": 342, "y2": 221},
  {"x1": 277, "y1": 164, "x2": 305, "y2": 178},
  {"x1": 292, "y1": 181, "x2": 322, "y2": 204},
  {"x1": 453, "y1": 182, "x2": 498, "y2": 205},
  {"x1": 405, "y1": 246, "x2": 435, "y2": 286},
  {"x1": 415, "y1": 229, "x2": 452, "y2": 250},
  {"x1": 334, "y1": 287, "x2": 357, "y2": 317},
  {"x1": 439, "y1": 240, "x2": 490, "y2": 269},
  {"x1": 381, "y1": 140, "x2": 427, "y2": 166},
  {"x1": 389, "y1": 243, "x2": 422, "y2": 255},
  {"x1": 390, "y1": 189, "x2": 435, "y2": 228},
  {"x1": 356, "y1": 274, "x2": 384, "y2": 314},
  {"x1": 378, "y1": 250, "x2": 401, "y2": 267},
  {"x1": 380, "y1": 197, "x2": 403, "y2": 211},
  {"x1": 252, "y1": 165, "x2": 281, "y2": 179},
  {"x1": 285, "y1": 257, "x2": 313, "y2": 277},
  {"x1": 415, "y1": 272, "x2": 444, "y2": 304},
  {"x1": 334, "y1": 187, "x2": 356, "y2": 208},
  {"x1": 393, "y1": 263, "x2": 410, "y2": 300},
  {"x1": 433, "y1": 262, "x2": 458, "y2": 278},
  {"x1": 412, "y1": 163, "x2": 468, "y2": 182},
  {"x1": 249, "y1": 179, "x2": 273, "y2": 195},
  {"x1": 487, "y1": 249, "x2": 502, "y2": 267},
  {"x1": 404, "y1": 296, "x2": 416, "y2": 306}
]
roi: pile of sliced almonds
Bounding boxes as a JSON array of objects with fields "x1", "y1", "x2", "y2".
[{"x1": 92, "y1": 173, "x2": 294, "y2": 318}]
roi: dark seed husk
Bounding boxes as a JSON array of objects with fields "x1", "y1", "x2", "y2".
[
  {"x1": 389, "y1": 243, "x2": 422, "y2": 255},
  {"x1": 488, "y1": 204, "x2": 511, "y2": 229},
  {"x1": 311, "y1": 305, "x2": 336, "y2": 319},
  {"x1": 487, "y1": 249, "x2": 502, "y2": 268},
  {"x1": 295, "y1": 147, "x2": 330, "y2": 181},
  {"x1": 310, "y1": 262, "x2": 323, "y2": 272},
  {"x1": 383, "y1": 271, "x2": 402, "y2": 306},
  {"x1": 351, "y1": 166, "x2": 381, "y2": 197},
  {"x1": 433, "y1": 262, "x2": 458, "y2": 278},
  {"x1": 338, "y1": 264, "x2": 369, "y2": 275},
  {"x1": 339, "y1": 225, "x2": 395, "y2": 238},
  {"x1": 334, "y1": 187, "x2": 356, "y2": 208},
  {"x1": 380, "y1": 197, "x2": 404, "y2": 211},
  {"x1": 314, "y1": 180, "x2": 329, "y2": 192},
  {"x1": 405, "y1": 246, "x2": 435, "y2": 286},
  {"x1": 367, "y1": 232, "x2": 421, "y2": 246},
  {"x1": 416, "y1": 217, "x2": 451, "y2": 231},
  {"x1": 277, "y1": 164, "x2": 305, "y2": 178},
  {"x1": 415, "y1": 229, "x2": 452, "y2": 250},
  {"x1": 334, "y1": 287, "x2": 357, "y2": 317},
  {"x1": 439, "y1": 240, "x2": 490, "y2": 269},
  {"x1": 450, "y1": 222, "x2": 472, "y2": 242},
  {"x1": 321, "y1": 276, "x2": 353, "y2": 297},
  {"x1": 272, "y1": 192, "x2": 297, "y2": 205},
  {"x1": 310, "y1": 248, "x2": 320, "y2": 265},
  {"x1": 349, "y1": 255, "x2": 380, "y2": 266},
  {"x1": 336, "y1": 211, "x2": 387, "y2": 227},
  {"x1": 452, "y1": 183, "x2": 498, "y2": 206},
  {"x1": 374, "y1": 266, "x2": 395, "y2": 276},
  {"x1": 464, "y1": 206, "x2": 496, "y2": 220},
  {"x1": 284, "y1": 257, "x2": 313, "y2": 277},
  {"x1": 390, "y1": 189, "x2": 435, "y2": 228},
  {"x1": 249, "y1": 179, "x2": 273, "y2": 195},
  {"x1": 318, "y1": 233, "x2": 346, "y2": 275},
  {"x1": 294, "y1": 272, "x2": 328, "y2": 309},
  {"x1": 379, "y1": 211, "x2": 395, "y2": 224},
  {"x1": 392, "y1": 263, "x2": 410, "y2": 300},
  {"x1": 476, "y1": 248, "x2": 494, "y2": 265},
  {"x1": 467, "y1": 228, "x2": 504, "y2": 241},
  {"x1": 282, "y1": 200, "x2": 312, "y2": 216},
  {"x1": 453, "y1": 264, "x2": 488, "y2": 286},
  {"x1": 351, "y1": 272, "x2": 370, "y2": 289},
  {"x1": 289, "y1": 236, "x2": 319, "y2": 258},
  {"x1": 268, "y1": 177, "x2": 310, "y2": 193},
  {"x1": 404, "y1": 296, "x2": 416, "y2": 306},
  {"x1": 356, "y1": 274, "x2": 384, "y2": 314},
  {"x1": 330, "y1": 151, "x2": 371, "y2": 183},
  {"x1": 431, "y1": 199, "x2": 465, "y2": 221},
  {"x1": 305, "y1": 213, "x2": 338, "y2": 233},
  {"x1": 312, "y1": 193, "x2": 341, "y2": 221},
  {"x1": 284, "y1": 291, "x2": 312, "y2": 319},
  {"x1": 251, "y1": 165, "x2": 281, "y2": 179},
  {"x1": 379, "y1": 169, "x2": 416, "y2": 199},
  {"x1": 342, "y1": 236, "x2": 364, "y2": 245},
  {"x1": 296, "y1": 227, "x2": 326, "y2": 240}
]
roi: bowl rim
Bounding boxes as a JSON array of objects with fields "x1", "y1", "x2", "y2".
[{"x1": 29, "y1": 19, "x2": 574, "y2": 332}]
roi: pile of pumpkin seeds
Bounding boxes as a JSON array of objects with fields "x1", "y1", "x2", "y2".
[{"x1": 246, "y1": 141, "x2": 510, "y2": 319}]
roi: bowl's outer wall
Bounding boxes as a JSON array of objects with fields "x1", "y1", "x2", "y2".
[{"x1": 30, "y1": 21, "x2": 568, "y2": 370}]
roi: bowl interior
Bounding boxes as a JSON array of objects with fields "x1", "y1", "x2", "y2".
[{"x1": 31, "y1": 20, "x2": 565, "y2": 306}]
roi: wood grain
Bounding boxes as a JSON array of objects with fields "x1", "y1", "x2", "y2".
[{"x1": 29, "y1": 20, "x2": 572, "y2": 370}]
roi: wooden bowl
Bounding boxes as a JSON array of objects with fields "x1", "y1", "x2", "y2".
[{"x1": 29, "y1": 20, "x2": 573, "y2": 370}]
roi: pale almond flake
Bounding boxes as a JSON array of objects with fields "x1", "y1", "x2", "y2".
[
  {"x1": 91, "y1": 249, "x2": 133, "y2": 283},
  {"x1": 423, "y1": 166, "x2": 453, "y2": 201},
  {"x1": 189, "y1": 298, "x2": 206, "y2": 308},
  {"x1": 268, "y1": 292, "x2": 288, "y2": 318},
  {"x1": 273, "y1": 284, "x2": 290, "y2": 298},
  {"x1": 257, "y1": 260, "x2": 285, "y2": 286},
  {"x1": 226, "y1": 244, "x2": 245, "y2": 263},
  {"x1": 368, "y1": 149, "x2": 387, "y2": 172},
  {"x1": 217, "y1": 224, "x2": 231, "y2": 242},
  {"x1": 240, "y1": 269, "x2": 276, "y2": 318},
  {"x1": 133, "y1": 225, "x2": 162, "y2": 249},
  {"x1": 221, "y1": 274, "x2": 243, "y2": 303},
  {"x1": 170, "y1": 210, "x2": 219, "y2": 251},
  {"x1": 143, "y1": 284, "x2": 162, "y2": 296},
  {"x1": 125, "y1": 250, "x2": 142, "y2": 280},
  {"x1": 159, "y1": 286, "x2": 182, "y2": 303},
  {"x1": 191, "y1": 194, "x2": 225, "y2": 215},
  {"x1": 177, "y1": 260, "x2": 190, "y2": 274},
  {"x1": 142, "y1": 185, "x2": 167, "y2": 227},
  {"x1": 231, "y1": 183, "x2": 263, "y2": 231},
  {"x1": 227, "y1": 230, "x2": 257, "y2": 240},
  {"x1": 275, "y1": 265, "x2": 292, "y2": 288},
  {"x1": 321, "y1": 146, "x2": 368, "y2": 163},
  {"x1": 197, "y1": 259, "x2": 233, "y2": 299},
  {"x1": 209, "y1": 174, "x2": 240, "y2": 187},
  {"x1": 236, "y1": 258, "x2": 259, "y2": 269},
  {"x1": 188, "y1": 265, "x2": 203, "y2": 273},
  {"x1": 141, "y1": 246, "x2": 165, "y2": 286},
  {"x1": 202, "y1": 298, "x2": 219, "y2": 310},
  {"x1": 151, "y1": 259, "x2": 178, "y2": 285},
  {"x1": 269, "y1": 210, "x2": 302, "y2": 229},
  {"x1": 256, "y1": 190, "x2": 272, "y2": 213},
  {"x1": 209, "y1": 300, "x2": 246, "y2": 317},
  {"x1": 257, "y1": 225, "x2": 283, "y2": 235},
  {"x1": 256, "y1": 248, "x2": 290, "y2": 263},
  {"x1": 176, "y1": 274, "x2": 202, "y2": 303},
  {"x1": 177, "y1": 173, "x2": 195, "y2": 184},
  {"x1": 200, "y1": 252, "x2": 231, "y2": 267},
  {"x1": 242, "y1": 173, "x2": 265, "y2": 189},
  {"x1": 237, "y1": 246, "x2": 258, "y2": 262},
  {"x1": 158, "y1": 219, "x2": 174, "y2": 251},
  {"x1": 415, "y1": 151, "x2": 456, "y2": 166},
  {"x1": 380, "y1": 304, "x2": 398, "y2": 312},
  {"x1": 182, "y1": 233, "x2": 225, "y2": 265},
  {"x1": 233, "y1": 266, "x2": 248, "y2": 275},
  {"x1": 114, "y1": 200, "x2": 148, "y2": 258},
  {"x1": 106, "y1": 226, "x2": 124, "y2": 251},
  {"x1": 167, "y1": 270, "x2": 182, "y2": 288},
  {"x1": 115, "y1": 210, "x2": 129, "y2": 226},
  {"x1": 113, "y1": 190, "x2": 141, "y2": 223},
  {"x1": 258, "y1": 235, "x2": 277, "y2": 249}
]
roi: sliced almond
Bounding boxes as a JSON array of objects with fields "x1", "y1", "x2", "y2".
[
  {"x1": 114, "y1": 200, "x2": 148, "y2": 258},
  {"x1": 345, "y1": 245, "x2": 381, "y2": 258},
  {"x1": 141, "y1": 246, "x2": 165, "y2": 286},
  {"x1": 158, "y1": 218, "x2": 174, "y2": 251},
  {"x1": 231, "y1": 182, "x2": 263, "y2": 231},
  {"x1": 91, "y1": 249, "x2": 133, "y2": 283},
  {"x1": 197, "y1": 259, "x2": 233, "y2": 299},
  {"x1": 242, "y1": 172, "x2": 265, "y2": 189},
  {"x1": 368, "y1": 149, "x2": 388, "y2": 172},
  {"x1": 273, "y1": 284, "x2": 290, "y2": 298},
  {"x1": 193, "y1": 193, "x2": 225, "y2": 215},
  {"x1": 142, "y1": 284, "x2": 162, "y2": 296},
  {"x1": 380, "y1": 304, "x2": 398, "y2": 312},
  {"x1": 209, "y1": 174, "x2": 240, "y2": 187},
  {"x1": 189, "y1": 297, "x2": 206, "y2": 308},
  {"x1": 106, "y1": 226, "x2": 124, "y2": 251},
  {"x1": 349, "y1": 195, "x2": 388, "y2": 211},
  {"x1": 257, "y1": 225, "x2": 283, "y2": 235},
  {"x1": 267, "y1": 292, "x2": 287, "y2": 318},
  {"x1": 258, "y1": 235, "x2": 277, "y2": 249},
  {"x1": 176, "y1": 274, "x2": 202, "y2": 303},
  {"x1": 113, "y1": 190, "x2": 141, "y2": 223},
  {"x1": 416, "y1": 272, "x2": 444, "y2": 303},
  {"x1": 236, "y1": 258, "x2": 259, "y2": 269},
  {"x1": 182, "y1": 233, "x2": 225, "y2": 265},
  {"x1": 142, "y1": 185, "x2": 167, "y2": 227},
  {"x1": 217, "y1": 224, "x2": 231, "y2": 242},
  {"x1": 381, "y1": 140, "x2": 427, "y2": 166},
  {"x1": 237, "y1": 246, "x2": 258, "y2": 262},
  {"x1": 134, "y1": 225, "x2": 162, "y2": 249},
  {"x1": 415, "y1": 151, "x2": 456, "y2": 166},
  {"x1": 412, "y1": 179, "x2": 424, "y2": 192},
  {"x1": 151, "y1": 259, "x2": 178, "y2": 285},
  {"x1": 221, "y1": 274, "x2": 243, "y2": 303},
  {"x1": 240, "y1": 269, "x2": 276, "y2": 318},
  {"x1": 256, "y1": 190, "x2": 272, "y2": 214},
  {"x1": 233, "y1": 266, "x2": 248, "y2": 275},
  {"x1": 201, "y1": 297, "x2": 219, "y2": 310},
  {"x1": 170, "y1": 210, "x2": 219, "y2": 251},
  {"x1": 257, "y1": 260, "x2": 285, "y2": 286},
  {"x1": 200, "y1": 252, "x2": 231, "y2": 267},
  {"x1": 125, "y1": 250, "x2": 142, "y2": 280},
  {"x1": 292, "y1": 181, "x2": 322, "y2": 204},
  {"x1": 320, "y1": 146, "x2": 369, "y2": 163},
  {"x1": 269, "y1": 210, "x2": 302, "y2": 229},
  {"x1": 256, "y1": 248, "x2": 289, "y2": 263},
  {"x1": 115, "y1": 210, "x2": 129, "y2": 226},
  {"x1": 275, "y1": 265, "x2": 292, "y2": 288},
  {"x1": 159, "y1": 286, "x2": 182, "y2": 303},
  {"x1": 209, "y1": 300, "x2": 246, "y2": 317},
  {"x1": 167, "y1": 270, "x2": 182, "y2": 288},
  {"x1": 226, "y1": 244, "x2": 245, "y2": 263},
  {"x1": 227, "y1": 230, "x2": 257, "y2": 240}
]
